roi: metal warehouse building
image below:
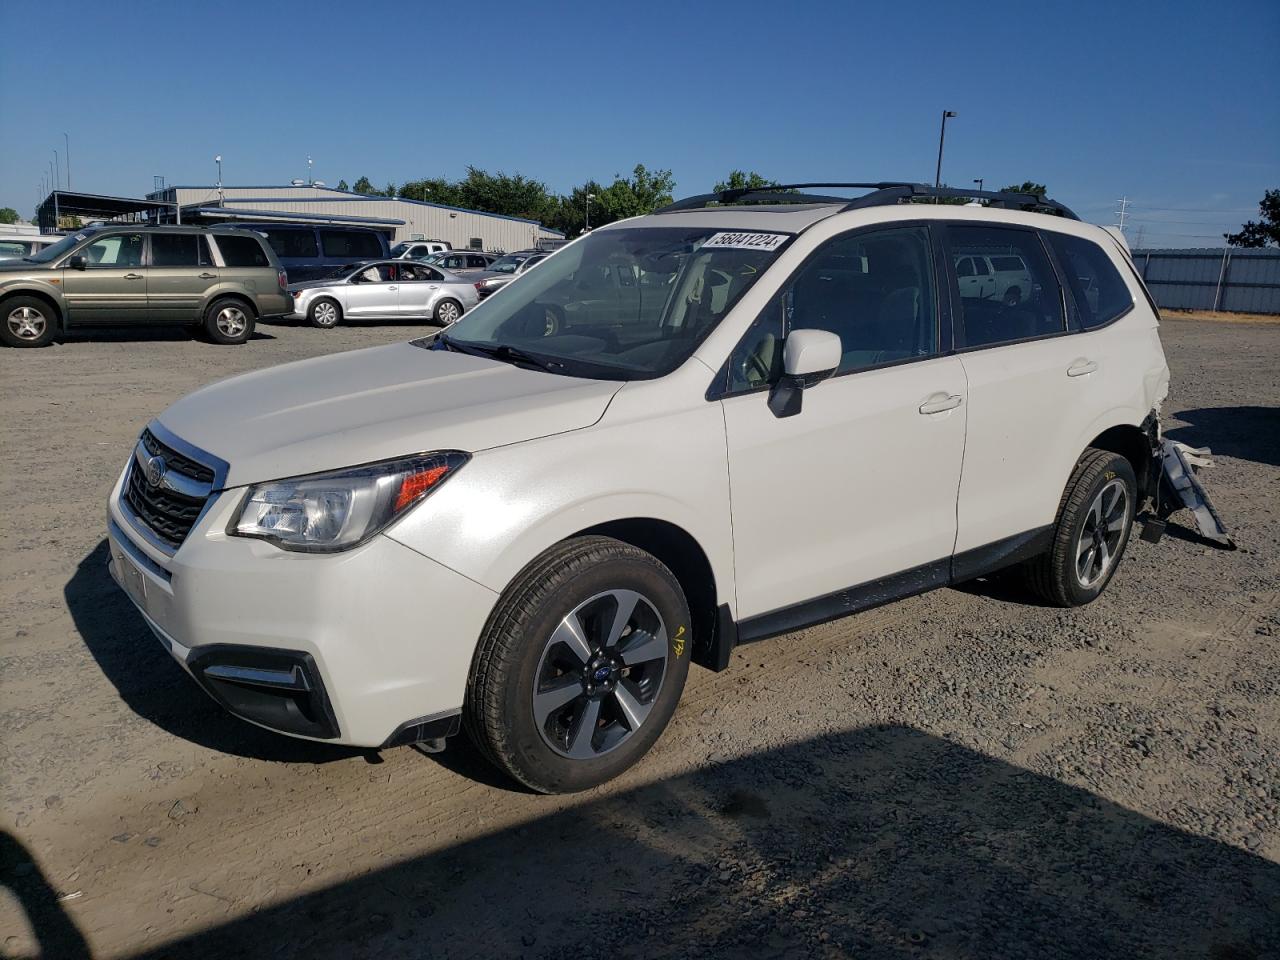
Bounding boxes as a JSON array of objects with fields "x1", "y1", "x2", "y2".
[{"x1": 144, "y1": 184, "x2": 564, "y2": 253}]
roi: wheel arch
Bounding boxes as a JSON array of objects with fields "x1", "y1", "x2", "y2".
[
  {"x1": 1086, "y1": 421, "x2": 1155, "y2": 497},
  {"x1": 0, "y1": 286, "x2": 65, "y2": 329},
  {"x1": 201, "y1": 288, "x2": 259, "y2": 319}
]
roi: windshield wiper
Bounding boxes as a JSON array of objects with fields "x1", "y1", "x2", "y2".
[{"x1": 436, "y1": 334, "x2": 563, "y2": 373}]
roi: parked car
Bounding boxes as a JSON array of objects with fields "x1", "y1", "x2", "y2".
[
  {"x1": 223, "y1": 222, "x2": 389, "y2": 282},
  {"x1": 287, "y1": 259, "x2": 479, "y2": 327},
  {"x1": 424, "y1": 250, "x2": 499, "y2": 274},
  {"x1": 0, "y1": 224, "x2": 288, "y2": 347},
  {"x1": 106, "y1": 183, "x2": 1171, "y2": 793},
  {"x1": 0, "y1": 233, "x2": 64, "y2": 261},
  {"x1": 472, "y1": 249, "x2": 549, "y2": 297},
  {"x1": 955, "y1": 251, "x2": 1035, "y2": 306},
  {"x1": 391, "y1": 239, "x2": 452, "y2": 260}
]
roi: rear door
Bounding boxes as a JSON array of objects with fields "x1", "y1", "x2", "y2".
[
  {"x1": 148, "y1": 233, "x2": 217, "y2": 320},
  {"x1": 946, "y1": 223, "x2": 1081, "y2": 553},
  {"x1": 60, "y1": 232, "x2": 148, "y2": 321},
  {"x1": 395, "y1": 262, "x2": 445, "y2": 317},
  {"x1": 343, "y1": 263, "x2": 399, "y2": 317}
]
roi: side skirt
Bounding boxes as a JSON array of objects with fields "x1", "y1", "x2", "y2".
[{"x1": 733, "y1": 526, "x2": 1052, "y2": 648}]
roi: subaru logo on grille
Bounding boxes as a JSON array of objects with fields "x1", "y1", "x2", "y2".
[{"x1": 144, "y1": 455, "x2": 167, "y2": 487}]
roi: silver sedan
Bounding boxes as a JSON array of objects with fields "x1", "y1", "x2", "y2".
[{"x1": 287, "y1": 260, "x2": 481, "y2": 328}]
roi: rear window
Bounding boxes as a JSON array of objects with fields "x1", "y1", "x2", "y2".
[
  {"x1": 1044, "y1": 232, "x2": 1133, "y2": 330},
  {"x1": 216, "y1": 234, "x2": 271, "y2": 268},
  {"x1": 320, "y1": 229, "x2": 383, "y2": 259},
  {"x1": 259, "y1": 228, "x2": 318, "y2": 259},
  {"x1": 151, "y1": 233, "x2": 213, "y2": 267}
]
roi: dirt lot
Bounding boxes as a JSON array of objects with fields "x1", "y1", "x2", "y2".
[{"x1": 1, "y1": 317, "x2": 1277, "y2": 960}]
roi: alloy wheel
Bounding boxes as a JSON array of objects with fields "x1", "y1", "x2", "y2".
[
  {"x1": 533, "y1": 589, "x2": 669, "y2": 760},
  {"x1": 314, "y1": 301, "x2": 338, "y2": 327},
  {"x1": 1076, "y1": 478, "x2": 1129, "y2": 588},
  {"x1": 437, "y1": 301, "x2": 460, "y2": 324},
  {"x1": 7, "y1": 305, "x2": 47, "y2": 341},
  {"x1": 216, "y1": 305, "x2": 247, "y2": 338}
]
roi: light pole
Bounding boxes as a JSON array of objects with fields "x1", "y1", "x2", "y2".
[
  {"x1": 307, "y1": 155, "x2": 313, "y2": 186},
  {"x1": 53, "y1": 150, "x2": 60, "y2": 191},
  {"x1": 973, "y1": 178, "x2": 983, "y2": 193},
  {"x1": 215, "y1": 155, "x2": 224, "y2": 205},
  {"x1": 934, "y1": 110, "x2": 957, "y2": 196},
  {"x1": 585, "y1": 192, "x2": 595, "y2": 232},
  {"x1": 65, "y1": 132, "x2": 71, "y2": 189}
]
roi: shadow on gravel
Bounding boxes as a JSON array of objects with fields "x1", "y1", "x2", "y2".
[
  {"x1": 65, "y1": 540, "x2": 359, "y2": 764},
  {"x1": 0, "y1": 831, "x2": 92, "y2": 960},
  {"x1": 1166, "y1": 406, "x2": 1280, "y2": 468},
  {"x1": 123, "y1": 726, "x2": 1277, "y2": 960},
  {"x1": 55, "y1": 327, "x2": 277, "y2": 344}
]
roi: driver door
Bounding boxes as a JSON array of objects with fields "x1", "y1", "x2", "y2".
[
  {"x1": 719, "y1": 225, "x2": 967, "y2": 624},
  {"x1": 61, "y1": 232, "x2": 148, "y2": 321},
  {"x1": 344, "y1": 263, "x2": 399, "y2": 318}
]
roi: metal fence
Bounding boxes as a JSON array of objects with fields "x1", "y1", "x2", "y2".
[{"x1": 1129, "y1": 247, "x2": 1280, "y2": 315}]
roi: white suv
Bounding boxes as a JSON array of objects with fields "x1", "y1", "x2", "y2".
[{"x1": 106, "y1": 182, "x2": 1171, "y2": 793}]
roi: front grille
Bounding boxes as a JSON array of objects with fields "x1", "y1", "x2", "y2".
[{"x1": 124, "y1": 432, "x2": 213, "y2": 548}]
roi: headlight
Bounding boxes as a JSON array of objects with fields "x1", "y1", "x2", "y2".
[{"x1": 230, "y1": 451, "x2": 468, "y2": 552}]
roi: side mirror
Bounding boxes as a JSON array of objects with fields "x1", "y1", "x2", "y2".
[
  {"x1": 68, "y1": 255, "x2": 87, "y2": 271},
  {"x1": 768, "y1": 329, "x2": 841, "y2": 419}
]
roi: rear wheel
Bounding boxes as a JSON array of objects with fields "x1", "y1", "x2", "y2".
[
  {"x1": 1003, "y1": 286, "x2": 1022, "y2": 307},
  {"x1": 434, "y1": 298, "x2": 463, "y2": 325},
  {"x1": 309, "y1": 298, "x2": 341, "y2": 329},
  {"x1": 204, "y1": 297, "x2": 255, "y2": 345},
  {"x1": 465, "y1": 536, "x2": 691, "y2": 793},
  {"x1": 1024, "y1": 448, "x2": 1136, "y2": 606},
  {"x1": 1, "y1": 296, "x2": 58, "y2": 348}
]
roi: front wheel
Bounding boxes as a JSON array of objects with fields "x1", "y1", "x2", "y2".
[
  {"x1": 434, "y1": 298, "x2": 463, "y2": 325},
  {"x1": 465, "y1": 536, "x2": 691, "y2": 793},
  {"x1": 1, "y1": 296, "x2": 58, "y2": 348},
  {"x1": 204, "y1": 297, "x2": 256, "y2": 345},
  {"x1": 1024, "y1": 448, "x2": 1136, "y2": 606}
]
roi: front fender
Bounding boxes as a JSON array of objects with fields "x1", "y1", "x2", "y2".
[{"x1": 1, "y1": 279, "x2": 69, "y2": 317}]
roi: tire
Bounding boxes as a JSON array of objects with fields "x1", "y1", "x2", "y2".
[
  {"x1": 540, "y1": 304, "x2": 564, "y2": 336},
  {"x1": 204, "y1": 297, "x2": 256, "y2": 345},
  {"x1": 1024, "y1": 448, "x2": 1137, "y2": 607},
  {"x1": 1003, "y1": 286, "x2": 1022, "y2": 307},
  {"x1": 1, "y1": 296, "x2": 58, "y2": 348},
  {"x1": 309, "y1": 298, "x2": 341, "y2": 329},
  {"x1": 465, "y1": 535, "x2": 692, "y2": 794},
  {"x1": 434, "y1": 298, "x2": 463, "y2": 325}
]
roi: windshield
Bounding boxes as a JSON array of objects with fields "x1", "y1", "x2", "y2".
[
  {"x1": 27, "y1": 232, "x2": 86, "y2": 263},
  {"x1": 389, "y1": 242, "x2": 412, "y2": 257},
  {"x1": 441, "y1": 226, "x2": 790, "y2": 380},
  {"x1": 488, "y1": 254, "x2": 530, "y2": 274}
]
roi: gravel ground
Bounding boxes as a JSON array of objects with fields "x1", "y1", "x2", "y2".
[{"x1": 1, "y1": 317, "x2": 1277, "y2": 960}]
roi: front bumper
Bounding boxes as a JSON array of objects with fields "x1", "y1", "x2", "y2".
[{"x1": 106, "y1": 466, "x2": 499, "y2": 748}]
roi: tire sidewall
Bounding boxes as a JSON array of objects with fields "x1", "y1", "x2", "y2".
[
  {"x1": 434, "y1": 299, "x2": 462, "y2": 325},
  {"x1": 1062, "y1": 455, "x2": 1136, "y2": 604},
  {"x1": 494, "y1": 555, "x2": 691, "y2": 793},
  {"x1": 0, "y1": 296, "x2": 58, "y2": 348},
  {"x1": 204, "y1": 297, "x2": 255, "y2": 345}
]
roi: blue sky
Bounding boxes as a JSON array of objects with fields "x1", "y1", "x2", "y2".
[{"x1": 2, "y1": 0, "x2": 1276, "y2": 246}]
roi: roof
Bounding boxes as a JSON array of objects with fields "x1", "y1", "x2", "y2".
[
  {"x1": 36, "y1": 190, "x2": 176, "y2": 218},
  {"x1": 604, "y1": 203, "x2": 846, "y2": 234},
  {"x1": 184, "y1": 206, "x2": 405, "y2": 227}
]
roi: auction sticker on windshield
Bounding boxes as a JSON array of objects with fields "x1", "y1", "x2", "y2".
[{"x1": 700, "y1": 232, "x2": 789, "y2": 252}]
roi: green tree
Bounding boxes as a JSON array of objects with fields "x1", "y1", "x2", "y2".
[
  {"x1": 713, "y1": 170, "x2": 778, "y2": 192},
  {"x1": 1225, "y1": 189, "x2": 1280, "y2": 247},
  {"x1": 400, "y1": 178, "x2": 466, "y2": 208},
  {"x1": 595, "y1": 164, "x2": 675, "y2": 222},
  {"x1": 456, "y1": 167, "x2": 556, "y2": 222},
  {"x1": 1001, "y1": 182, "x2": 1049, "y2": 197},
  {"x1": 335, "y1": 179, "x2": 349, "y2": 191},
  {"x1": 546, "y1": 180, "x2": 605, "y2": 236},
  {"x1": 351, "y1": 176, "x2": 375, "y2": 195},
  {"x1": 0, "y1": 207, "x2": 19, "y2": 225}
]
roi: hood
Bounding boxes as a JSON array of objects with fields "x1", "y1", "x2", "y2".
[
  {"x1": 287, "y1": 279, "x2": 345, "y2": 293},
  {"x1": 154, "y1": 342, "x2": 624, "y2": 487}
]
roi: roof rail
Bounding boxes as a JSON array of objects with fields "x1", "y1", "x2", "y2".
[{"x1": 655, "y1": 181, "x2": 1079, "y2": 220}]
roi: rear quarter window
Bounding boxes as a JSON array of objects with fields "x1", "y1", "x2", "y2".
[
  {"x1": 216, "y1": 234, "x2": 271, "y2": 268},
  {"x1": 321, "y1": 229, "x2": 383, "y2": 259},
  {"x1": 1044, "y1": 232, "x2": 1134, "y2": 330}
]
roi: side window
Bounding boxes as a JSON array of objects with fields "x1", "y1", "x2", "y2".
[
  {"x1": 260, "y1": 229, "x2": 318, "y2": 259},
  {"x1": 0, "y1": 241, "x2": 27, "y2": 257},
  {"x1": 423, "y1": 267, "x2": 445, "y2": 282},
  {"x1": 956, "y1": 257, "x2": 974, "y2": 278},
  {"x1": 1044, "y1": 232, "x2": 1133, "y2": 330},
  {"x1": 948, "y1": 225, "x2": 1063, "y2": 348},
  {"x1": 216, "y1": 234, "x2": 271, "y2": 267},
  {"x1": 467, "y1": 255, "x2": 487, "y2": 268},
  {"x1": 728, "y1": 225, "x2": 937, "y2": 391},
  {"x1": 355, "y1": 264, "x2": 394, "y2": 283},
  {"x1": 150, "y1": 233, "x2": 211, "y2": 267},
  {"x1": 81, "y1": 234, "x2": 144, "y2": 268},
  {"x1": 321, "y1": 229, "x2": 383, "y2": 259}
]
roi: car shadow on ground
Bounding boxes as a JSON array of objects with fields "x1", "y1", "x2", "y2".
[
  {"x1": 261, "y1": 316, "x2": 443, "y2": 331},
  {"x1": 118, "y1": 726, "x2": 1275, "y2": 960},
  {"x1": 55, "y1": 327, "x2": 276, "y2": 344},
  {"x1": 0, "y1": 830, "x2": 92, "y2": 960},
  {"x1": 64, "y1": 540, "x2": 359, "y2": 764},
  {"x1": 1166, "y1": 405, "x2": 1280, "y2": 468}
]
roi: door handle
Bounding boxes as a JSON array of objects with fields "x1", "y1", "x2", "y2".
[
  {"x1": 123, "y1": 273, "x2": 143, "y2": 280},
  {"x1": 1067, "y1": 359, "x2": 1098, "y2": 377},
  {"x1": 919, "y1": 393, "x2": 963, "y2": 415},
  {"x1": 198, "y1": 272, "x2": 217, "y2": 279},
  {"x1": 388, "y1": 285, "x2": 398, "y2": 291},
  {"x1": 428, "y1": 285, "x2": 439, "y2": 290}
]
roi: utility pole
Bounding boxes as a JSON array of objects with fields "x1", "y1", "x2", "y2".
[
  {"x1": 215, "y1": 155, "x2": 224, "y2": 205},
  {"x1": 1134, "y1": 224, "x2": 1146, "y2": 248},
  {"x1": 65, "y1": 132, "x2": 71, "y2": 189},
  {"x1": 53, "y1": 150, "x2": 60, "y2": 191},
  {"x1": 1114, "y1": 196, "x2": 1131, "y2": 234},
  {"x1": 585, "y1": 192, "x2": 595, "y2": 232},
  {"x1": 934, "y1": 110, "x2": 957, "y2": 198},
  {"x1": 307, "y1": 155, "x2": 314, "y2": 186}
]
